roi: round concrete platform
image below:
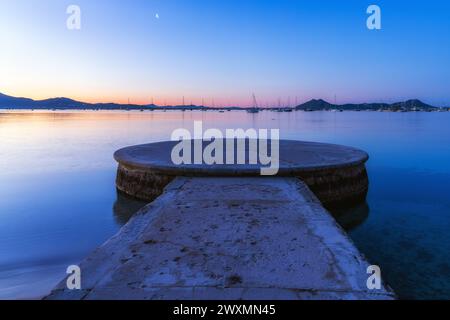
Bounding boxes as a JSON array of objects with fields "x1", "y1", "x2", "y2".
[{"x1": 114, "y1": 140, "x2": 369, "y2": 208}]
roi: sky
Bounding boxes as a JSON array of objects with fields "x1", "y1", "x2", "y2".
[{"x1": 0, "y1": 0, "x2": 449, "y2": 107}]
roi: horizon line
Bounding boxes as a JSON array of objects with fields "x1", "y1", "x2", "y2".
[{"x1": 0, "y1": 91, "x2": 447, "y2": 108}]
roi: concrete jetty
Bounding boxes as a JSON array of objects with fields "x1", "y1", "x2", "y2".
[
  {"x1": 46, "y1": 177, "x2": 394, "y2": 300},
  {"x1": 114, "y1": 140, "x2": 369, "y2": 209}
]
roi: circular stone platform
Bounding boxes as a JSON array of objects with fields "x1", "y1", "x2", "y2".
[{"x1": 114, "y1": 140, "x2": 369, "y2": 208}]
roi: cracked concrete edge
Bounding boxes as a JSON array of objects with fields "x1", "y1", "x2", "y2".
[
  {"x1": 47, "y1": 286, "x2": 394, "y2": 301},
  {"x1": 291, "y1": 179, "x2": 396, "y2": 298}
]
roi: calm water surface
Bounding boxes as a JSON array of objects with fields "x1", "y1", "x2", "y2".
[{"x1": 1, "y1": 110, "x2": 450, "y2": 299}]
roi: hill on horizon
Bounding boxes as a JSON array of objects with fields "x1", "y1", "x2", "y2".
[{"x1": 295, "y1": 98, "x2": 437, "y2": 111}]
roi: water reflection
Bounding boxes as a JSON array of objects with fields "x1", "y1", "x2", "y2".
[
  {"x1": 331, "y1": 201, "x2": 370, "y2": 232},
  {"x1": 113, "y1": 191, "x2": 148, "y2": 226}
]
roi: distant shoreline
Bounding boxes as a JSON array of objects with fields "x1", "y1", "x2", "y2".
[
  {"x1": 1, "y1": 92, "x2": 448, "y2": 112},
  {"x1": 1, "y1": 108, "x2": 449, "y2": 113}
]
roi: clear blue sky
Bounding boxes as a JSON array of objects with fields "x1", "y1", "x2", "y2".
[{"x1": 0, "y1": 0, "x2": 449, "y2": 106}]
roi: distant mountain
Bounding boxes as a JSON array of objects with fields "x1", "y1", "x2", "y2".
[
  {"x1": 0, "y1": 92, "x2": 35, "y2": 108},
  {"x1": 0, "y1": 92, "x2": 207, "y2": 110},
  {"x1": 0, "y1": 93, "x2": 91, "y2": 109},
  {"x1": 34, "y1": 97, "x2": 91, "y2": 109},
  {"x1": 296, "y1": 99, "x2": 437, "y2": 111},
  {"x1": 389, "y1": 99, "x2": 435, "y2": 110},
  {"x1": 297, "y1": 99, "x2": 334, "y2": 110}
]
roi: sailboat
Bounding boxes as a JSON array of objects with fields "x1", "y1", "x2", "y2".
[{"x1": 247, "y1": 93, "x2": 259, "y2": 113}]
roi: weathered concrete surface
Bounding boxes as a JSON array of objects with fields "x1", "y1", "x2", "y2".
[
  {"x1": 115, "y1": 140, "x2": 369, "y2": 208},
  {"x1": 46, "y1": 177, "x2": 394, "y2": 300}
]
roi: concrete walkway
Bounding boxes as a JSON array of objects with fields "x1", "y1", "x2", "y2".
[{"x1": 46, "y1": 177, "x2": 394, "y2": 300}]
